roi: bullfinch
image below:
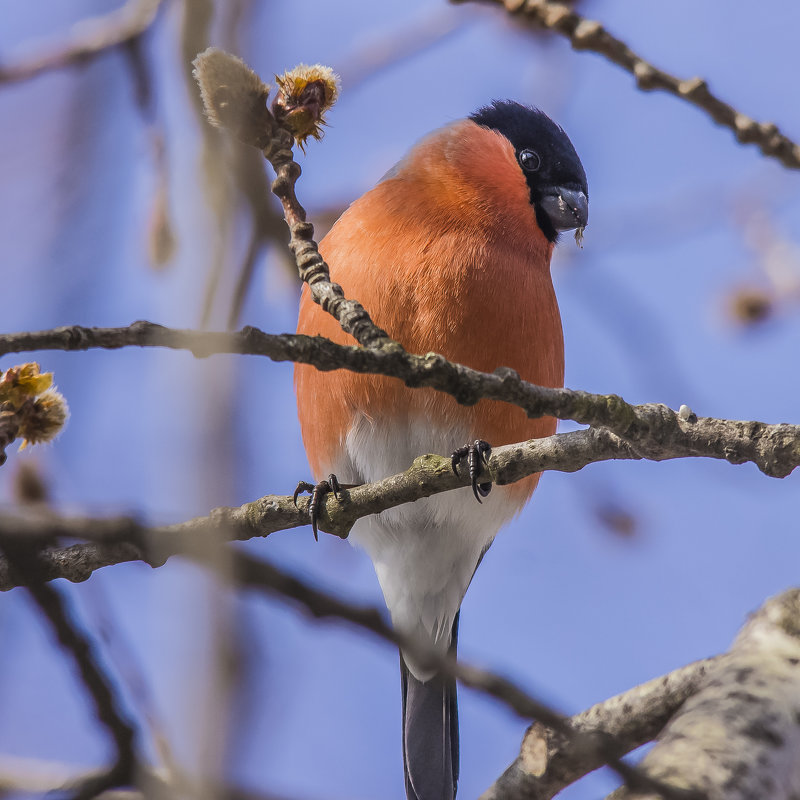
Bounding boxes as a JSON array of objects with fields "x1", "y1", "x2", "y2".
[{"x1": 294, "y1": 100, "x2": 588, "y2": 800}]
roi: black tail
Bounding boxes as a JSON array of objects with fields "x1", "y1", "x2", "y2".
[{"x1": 400, "y1": 614, "x2": 459, "y2": 800}]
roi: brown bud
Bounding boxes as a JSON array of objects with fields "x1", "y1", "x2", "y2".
[
  {"x1": 273, "y1": 64, "x2": 340, "y2": 149},
  {"x1": 0, "y1": 364, "x2": 68, "y2": 460},
  {"x1": 728, "y1": 286, "x2": 774, "y2": 326},
  {"x1": 18, "y1": 389, "x2": 69, "y2": 448},
  {"x1": 13, "y1": 460, "x2": 50, "y2": 506}
]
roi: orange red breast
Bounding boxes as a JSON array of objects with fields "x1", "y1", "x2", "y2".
[{"x1": 295, "y1": 119, "x2": 564, "y2": 506}]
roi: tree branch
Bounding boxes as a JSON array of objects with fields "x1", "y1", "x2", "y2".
[
  {"x1": 0, "y1": 539, "x2": 137, "y2": 798},
  {"x1": 481, "y1": 657, "x2": 719, "y2": 800},
  {"x1": 0, "y1": 0, "x2": 164, "y2": 85},
  {"x1": 0, "y1": 755, "x2": 298, "y2": 800},
  {"x1": 0, "y1": 514, "x2": 701, "y2": 800},
  {"x1": 261, "y1": 122, "x2": 395, "y2": 348},
  {"x1": 2, "y1": 321, "x2": 800, "y2": 479},
  {"x1": 453, "y1": 0, "x2": 800, "y2": 170},
  {"x1": 0, "y1": 429, "x2": 630, "y2": 589},
  {"x1": 606, "y1": 589, "x2": 800, "y2": 800}
]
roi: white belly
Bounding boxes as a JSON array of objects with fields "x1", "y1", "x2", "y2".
[{"x1": 326, "y1": 413, "x2": 521, "y2": 679}]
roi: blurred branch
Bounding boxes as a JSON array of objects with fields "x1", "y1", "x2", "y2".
[
  {"x1": 0, "y1": 755, "x2": 300, "y2": 799},
  {"x1": 227, "y1": 226, "x2": 267, "y2": 329},
  {"x1": 607, "y1": 589, "x2": 800, "y2": 800},
  {"x1": 0, "y1": 515, "x2": 701, "y2": 800},
  {"x1": 481, "y1": 657, "x2": 718, "y2": 800},
  {"x1": 177, "y1": 0, "x2": 241, "y2": 328},
  {"x1": 2, "y1": 321, "x2": 800, "y2": 479},
  {"x1": 453, "y1": 0, "x2": 800, "y2": 170},
  {"x1": 121, "y1": 36, "x2": 177, "y2": 269},
  {"x1": 0, "y1": 0, "x2": 164, "y2": 85},
  {"x1": 82, "y1": 579, "x2": 183, "y2": 788},
  {"x1": 337, "y1": 6, "x2": 473, "y2": 91},
  {"x1": 0, "y1": 540, "x2": 137, "y2": 798},
  {"x1": 225, "y1": 146, "x2": 287, "y2": 330}
]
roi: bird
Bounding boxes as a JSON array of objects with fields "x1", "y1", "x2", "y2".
[{"x1": 294, "y1": 100, "x2": 587, "y2": 800}]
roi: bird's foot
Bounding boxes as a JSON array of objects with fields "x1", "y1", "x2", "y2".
[
  {"x1": 451, "y1": 440, "x2": 492, "y2": 503},
  {"x1": 293, "y1": 474, "x2": 347, "y2": 541}
]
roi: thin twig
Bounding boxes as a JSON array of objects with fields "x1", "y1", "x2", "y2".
[
  {"x1": 452, "y1": 0, "x2": 800, "y2": 169},
  {"x1": 262, "y1": 125, "x2": 393, "y2": 347},
  {"x1": 0, "y1": 0, "x2": 164, "y2": 84}
]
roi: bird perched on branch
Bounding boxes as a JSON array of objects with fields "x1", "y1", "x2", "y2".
[{"x1": 295, "y1": 100, "x2": 587, "y2": 800}]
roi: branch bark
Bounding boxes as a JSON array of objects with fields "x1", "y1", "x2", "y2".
[
  {"x1": 453, "y1": 0, "x2": 800, "y2": 170},
  {"x1": 481, "y1": 658, "x2": 718, "y2": 800},
  {"x1": 0, "y1": 0, "x2": 164, "y2": 84},
  {"x1": 2, "y1": 321, "x2": 800, "y2": 479},
  {"x1": 0, "y1": 539, "x2": 137, "y2": 798},
  {"x1": 606, "y1": 589, "x2": 800, "y2": 800},
  {"x1": 0, "y1": 429, "x2": 627, "y2": 588}
]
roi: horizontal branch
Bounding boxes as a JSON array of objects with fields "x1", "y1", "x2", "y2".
[
  {"x1": 0, "y1": 0, "x2": 164, "y2": 85},
  {"x1": 2, "y1": 321, "x2": 799, "y2": 479},
  {"x1": 454, "y1": 0, "x2": 800, "y2": 170},
  {"x1": 0, "y1": 512, "x2": 699, "y2": 800},
  {"x1": 481, "y1": 657, "x2": 719, "y2": 800},
  {"x1": 0, "y1": 428, "x2": 630, "y2": 588}
]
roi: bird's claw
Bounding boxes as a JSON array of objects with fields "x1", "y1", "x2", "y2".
[
  {"x1": 451, "y1": 440, "x2": 492, "y2": 503},
  {"x1": 293, "y1": 474, "x2": 345, "y2": 541}
]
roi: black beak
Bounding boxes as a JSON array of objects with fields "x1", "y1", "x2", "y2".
[{"x1": 538, "y1": 187, "x2": 589, "y2": 232}]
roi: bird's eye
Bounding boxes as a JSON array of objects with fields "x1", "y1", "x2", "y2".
[{"x1": 519, "y1": 149, "x2": 541, "y2": 172}]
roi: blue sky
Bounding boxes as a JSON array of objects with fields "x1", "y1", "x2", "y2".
[{"x1": 0, "y1": 1, "x2": 799, "y2": 798}]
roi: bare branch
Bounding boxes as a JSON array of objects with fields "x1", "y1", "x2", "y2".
[
  {"x1": 2, "y1": 321, "x2": 800, "y2": 479},
  {"x1": 0, "y1": 418, "x2": 789, "y2": 591},
  {"x1": 0, "y1": 755, "x2": 298, "y2": 800},
  {"x1": 0, "y1": 540, "x2": 137, "y2": 798},
  {"x1": 482, "y1": 657, "x2": 719, "y2": 800},
  {"x1": 0, "y1": 513, "x2": 700, "y2": 800},
  {"x1": 0, "y1": 0, "x2": 164, "y2": 85},
  {"x1": 606, "y1": 589, "x2": 800, "y2": 800},
  {"x1": 263, "y1": 113, "x2": 394, "y2": 348},
  {"x1": 0, "y1": 430, "x2": 621, "y2": 589},
  {"x1": 337, "y1": 6, "x2": 474, "y2": 91},
  {"x1": 453, "y1": 0, "x2": 800, "y2": 170}
]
